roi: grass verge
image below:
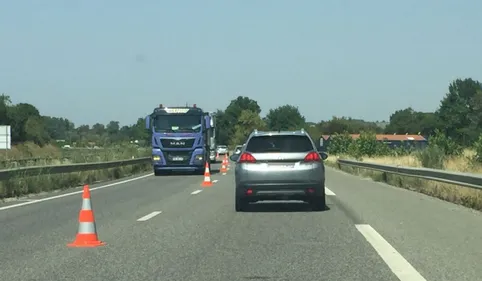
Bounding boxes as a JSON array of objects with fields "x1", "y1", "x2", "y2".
[
  {"x1": 325, "y1": 155, "x2": 482, "y2": 211},
  {"x1": 0, "y1": 142, "x2": 152, "y2": 200},
  {"x1": 0, "y1": 142, "x2": 150, "y2": 169},
  {"x1": 0, "y1": 161, "x2": 151, "y2": 200}
]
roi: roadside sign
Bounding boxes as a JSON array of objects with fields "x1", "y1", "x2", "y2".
[{"x1": 0, "y1": 125, "x2": 11, "y2": 150}]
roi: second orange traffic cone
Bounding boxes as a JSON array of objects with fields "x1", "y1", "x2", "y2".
[
  {"x1": 220, "y1": 156, "x2": 228, "y2": 173},
  {"x1": 68, "y1": 185, "x2": 105, "y2": 248},
  {"x1": 201, "y1": 162, "x2": 213, "y2": 187}
]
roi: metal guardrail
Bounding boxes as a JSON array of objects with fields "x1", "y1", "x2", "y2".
[
  {"x1": 0, "y1": 157, "x2": 151, "y2": 181},
  {"x1": 0, "y1": 147, "x2": 150, "y2": 167},
  {"x1": 336, "y1": 159, "x2": 482, "y2": 190},
  {"x1": 0, "y1": 154, "x2": 99, "y2": 164}
]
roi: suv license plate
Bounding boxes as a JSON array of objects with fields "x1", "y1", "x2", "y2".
[{"x1": 173, "y1": 157, "x2": 184, "y2": 161}]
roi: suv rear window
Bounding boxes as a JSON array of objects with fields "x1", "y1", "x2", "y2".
[{"x1": 246, "y1": 135, "x2": 314, "y2": 153}]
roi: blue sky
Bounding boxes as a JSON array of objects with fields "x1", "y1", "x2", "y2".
[{"x1": 1, "y1": 0, "x2": 481, "y2": 126}]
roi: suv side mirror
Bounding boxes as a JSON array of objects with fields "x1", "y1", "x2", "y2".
[
  {"x1": 230, "y1": 154, "x2": 239, "y2": 162},
  {"x1": 318, "y1": 137, "x2": 324, "y2": 150},
  {"x1": 319, "y1": 151, "x2": 328, "y2": 161}
]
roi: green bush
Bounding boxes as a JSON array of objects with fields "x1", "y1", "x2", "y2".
[
  {"x1": 326, "y1": 130, "x2": 473, "y2": 171},
  {"x1": 328, "y1": 132, "x2": 392, "y2": 160},
  {"x1": 472, "y1": 135, "x2": 482, "y2": 163},
  {"x1": 415, "y1": 145, "x2": 446, "y2": 169},
  {"x1": 428, "y1": 129, "x2": 463, "y2": 156},
  {"x1": 327, "y1": 132, "x2": 354, "y2": 155}
]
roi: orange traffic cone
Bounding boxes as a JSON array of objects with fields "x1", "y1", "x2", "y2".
[
  {"x1": 220, "y1": 157, "x2": 228, "y2": 173},
  {"x1": 68, "y1": 185, "x2": 106, "y2": 247},
  {"x1": 201, "y1": 162, "x2": 213, "y2": 187},
  {"x1": 224, "y1": 154, "x2": 231, "y2": 167}
]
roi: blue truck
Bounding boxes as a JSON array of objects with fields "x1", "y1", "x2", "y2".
[{"x1": 145, "y1": 104, "x2": 215, "y2": 176}]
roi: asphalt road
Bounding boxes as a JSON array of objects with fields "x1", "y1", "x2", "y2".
[{"x1": 2, "y1": 162, "x2": 482, "y2": 281}]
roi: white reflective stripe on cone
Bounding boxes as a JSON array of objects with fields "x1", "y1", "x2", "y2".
[
  {"x1": 81, "y1": 198, "x2": 92, "y2": 210},
  {"x1": 78, "y1": 222, "x2": 97, "y2": 234}
]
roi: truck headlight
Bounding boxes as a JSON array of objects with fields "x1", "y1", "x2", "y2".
[
  {"x1": 152, "y1": 155, "x2": 161, "y2": 161},
  {"x1": 195, "y1": 154, "x2": 203, "y2": 161}
]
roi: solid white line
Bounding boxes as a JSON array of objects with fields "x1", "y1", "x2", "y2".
[
  {"x1": 355, "y1": 224, "x2": 427, "y2": 281},
  {"x1": 191, "y1": 190, "x2": 202, "y2": 195},
  {"x1": 137, "y1": 211, "x2": 162, "y2": 222},
  {"x1": 325, "y1": 187, "x2": 336, "y2": 196},
  {"x1": 212, "y1": 180, "x2": 219, "y2": 183},
  {"x1": 0, "y1": 173, "x2": 154, "y2": 211}
]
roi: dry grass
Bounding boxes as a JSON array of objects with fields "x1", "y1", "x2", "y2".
[
  {"x1": 325, "y1": 150, "x2": 482, "y2": 211},
  {"x1": 352, "y1": 149, "x2": 479, "y2": 173},
  {"x1": 0, "y1": 142, "x2": 152, "y2": 200}
]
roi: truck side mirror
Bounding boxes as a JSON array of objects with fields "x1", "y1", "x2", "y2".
[
  {"x1": 145, "y1": 116, "x2": 150, "y2": 129},
  {"x1": 205, "y1": 116, "x2": 212, "y2": 129}
]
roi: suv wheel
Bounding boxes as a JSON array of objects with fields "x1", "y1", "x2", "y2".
[
  {"x1": 235, "y1": 197, "x2": 247, "y2": 212},
  {"x1": 310, "y1": 195, "x2": 326, "y2": 211}
]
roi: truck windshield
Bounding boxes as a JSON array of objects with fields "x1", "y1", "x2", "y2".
[{"x1": 153, "y1": 114, "x2": 202, "y2": 133}]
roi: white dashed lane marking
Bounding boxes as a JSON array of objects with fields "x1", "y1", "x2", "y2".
[
  {"x1": 191, "y1": 190, "x2": 202, "y2": 195},
  {"x1": 355, "y1": 224, "x2": 427, "y2": 281},
  {"x1": 325, "y1": 187, "x2": 336, "y2": 196},
  {"x1": 137, "y1": 211, "x2": 162, "y2": 222}
]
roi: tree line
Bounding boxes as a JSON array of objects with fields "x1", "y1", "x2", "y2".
[
  {"x1": 215, "y1": 77, "x2": 482, "y2": 149},
  {"x1": 1, "y1": 77, "x2": 480, "y2": 150},
  {"x1": 0, "y1": 95, "x2": 148, "y2": 146}
]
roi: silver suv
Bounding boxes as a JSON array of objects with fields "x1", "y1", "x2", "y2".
[{"x1": 230, "y1": 129, "x2": 328, "y2": 212}]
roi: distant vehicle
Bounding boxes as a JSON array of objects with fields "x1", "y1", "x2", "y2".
[
  {"x1": 145, "y1": 104, "x2": 215, "y2": 175},
  {"x1": 216, "y1": 145, "x2": 229, "y2": 155},
  {"x1": 233, "y1": 145, "x2": 243, "y2": 155},
  {"x1": 230, "y1": 129, "x2": 327, "y2": 212}
]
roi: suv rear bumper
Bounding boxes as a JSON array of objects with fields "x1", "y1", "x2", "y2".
[{"x1": 236, "y1": 182, "x2": 324, "y2": 202}]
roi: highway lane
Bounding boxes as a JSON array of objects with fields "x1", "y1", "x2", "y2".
[
  {"x1": 0, "y1": 163, "x2": 479, "y2": 280},
  {"x1": 327, "y1": 167, "x2": 482, "y2": 281}
]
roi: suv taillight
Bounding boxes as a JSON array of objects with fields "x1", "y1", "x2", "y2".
[
  {"x1": 239, "y1": 152, "x2": 256, "y2": 163},
  {"x1": 304, "y1": 151, "x2": 321, "y2": 162}
]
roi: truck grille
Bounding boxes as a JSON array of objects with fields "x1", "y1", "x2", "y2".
[
  {"x1": 160, "y1": 138, "x2": 195, "y2": 149},
  {"x1": 164, "y1": 151, "x2": 193, "y2": 165}
]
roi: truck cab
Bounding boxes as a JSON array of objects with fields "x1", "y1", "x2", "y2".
[{"x1": 145, "y1": 104, "x2": 214, "y2": 175}]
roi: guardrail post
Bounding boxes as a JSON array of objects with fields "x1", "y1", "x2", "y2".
[{"x1": 381, "y1": 171, "x2": 387, "y2": 183}]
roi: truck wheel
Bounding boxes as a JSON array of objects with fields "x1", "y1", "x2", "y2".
[{"x1": 154, "y1": 170, "x2": 163, "y2": 176}]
